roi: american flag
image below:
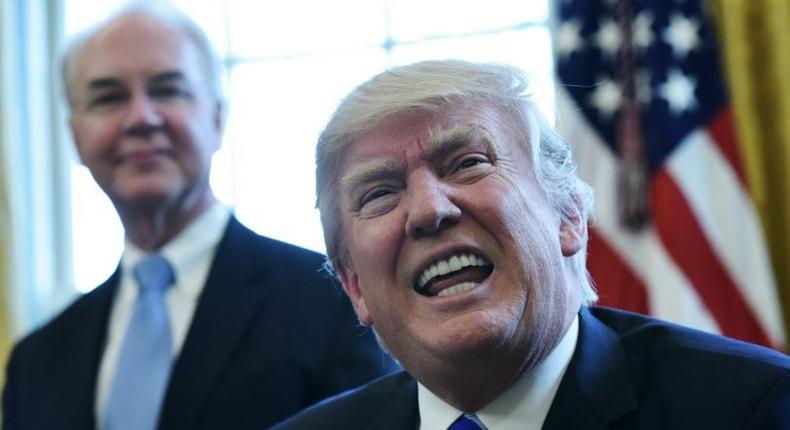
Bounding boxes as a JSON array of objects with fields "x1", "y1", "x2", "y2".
[{"x1": 554, "y1": 0, "x2": 785, "y2": 347}]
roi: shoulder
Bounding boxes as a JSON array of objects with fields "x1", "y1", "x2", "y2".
[
  {"x1": 272, "y1": 371, "x2": 417, "y2": 430},
  {"x1": 220, "y1": 216, "x2": 329, "y2": 274},
  {"x1": 11, "y1": 278, "x2": 116, "y2": 358},
  {"x1": 585, "y1": 306, "x2": 790, "y2": 425},
  {"x1": 589, "y1": 306, "x2": 790, "y2": 370}
]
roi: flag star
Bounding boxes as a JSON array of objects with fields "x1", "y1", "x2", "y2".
[
  {"x1": 659, "y1": 69, "x2": 697, "y2": 114},
  {"x1": 595, "y1": 19, "x2": 622, "y2": 59},
  {"x1": 589, "y1": 79, "x2": 622, "y2": 119},
  {"x1": 633, "y1": 12, "x2": 654, "y2": 51},
  {"x1": 557, "y1": 19, "x2": 584, "y2": 59},
  {"x1": 663, "y1": 13, "x2": 701, "y2": 59}
]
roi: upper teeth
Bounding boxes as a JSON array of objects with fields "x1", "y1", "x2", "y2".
[{"x1": 417, "y1": 253, "x2": 491, "y2": 288}]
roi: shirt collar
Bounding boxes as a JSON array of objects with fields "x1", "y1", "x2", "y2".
[
  {"x1": 418, "y1": 315, "x2": 579, "y2": 430},
  {"x1": 122, "y1": 201, "x2": 231, "y2": 298}
]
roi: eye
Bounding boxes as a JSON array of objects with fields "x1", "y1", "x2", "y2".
[
  {"x1": 150, "y1": 85, "x2": 191, "y2": 100},
  {"x1": 88, "y1": 91, "x2": 127, "y2": 108},
  {"x1": 354, "y1": 185, "x2": 400, "y2": 218},
  {"x1": 453, "y1": 154, "x2": 490, "y2": 172},
  {"x1": 360, "y1": 188, "x2": 393, "y2": 207},
  {"x1": 459, "y1": 158, "x2": 483, "y2": 169}
]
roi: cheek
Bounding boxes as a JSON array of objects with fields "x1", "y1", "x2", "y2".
[
  {"x1": 486, "y1": 179, "x2": 564, "y2": 296},
  {"x1": 346, "y1": 211, "x2": 404, "y2": 267},
  {"x1": 74, "y1": 125, "x2": 114, "y2": 164}
]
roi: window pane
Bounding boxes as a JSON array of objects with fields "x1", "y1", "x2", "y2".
[
  {"x1": 226, "y1": 0, "x2": 388, "y2": 57},
  {"x1": 388, "y1": 0, "x2": 548, "y2": 41}
]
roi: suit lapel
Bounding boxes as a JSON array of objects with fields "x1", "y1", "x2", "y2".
[
  {"x1": 366, "y1": 374, "x2": 420, "y2": 430},
  {"x1": 158, "y1": 217, "x2": 272, "y2": 429},
  {"x1": 542, "y1": 307, "x2": 638, "y2": 430},
  {"x1": 58, "y1": 269, "x2": 120, "y2": 429}
]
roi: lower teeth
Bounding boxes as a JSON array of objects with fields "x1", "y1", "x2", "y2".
[{"x1": 437, "y1": 282, "x2": 479, "y2": 297}]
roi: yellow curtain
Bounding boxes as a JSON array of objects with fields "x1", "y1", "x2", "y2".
[{"x1": 709, "y1": 0, "x2": 790, "y2": 339}]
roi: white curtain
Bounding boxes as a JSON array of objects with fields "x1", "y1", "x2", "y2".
[{"x1": 0, "y1": 0, "x2": 76, "y2": 350}]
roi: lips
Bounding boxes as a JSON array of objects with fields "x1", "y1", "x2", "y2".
[
  {"x1": 117, "y1": 148, "x2": 172, "y2": 166},
  {"x1": 414, "y1": 252, "x2": 493, "y2": 297}
]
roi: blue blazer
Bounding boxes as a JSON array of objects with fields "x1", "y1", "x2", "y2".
[
  {"x1": 3, "y1": 217, "x2": 398, "y2": 430},
  {"x1": 272, "y1": 306, "x2": 790, "y2": 429}
]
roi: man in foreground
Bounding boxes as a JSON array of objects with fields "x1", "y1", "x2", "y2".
[
  {"x1": 273, "y1": 60, "x2": 790, "y2": 429},
  {"x1": 2, "y1": 3, "x2": 396, "y2": 429}
]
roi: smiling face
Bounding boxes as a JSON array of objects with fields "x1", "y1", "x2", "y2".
[
  {"x1": 68, "y1": 13, "x2": 222, "y2": 215},
  {"x1": 335, "y1": 102, "x2": 585, "y2": 382}
]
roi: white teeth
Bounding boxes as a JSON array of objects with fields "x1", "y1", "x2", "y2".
[
  {"x1": 417, "y1": 252, "x2": 491, "y2": 288},
  {"x1": 448, "y1": 255, "x2": 462, "y2": 272},
  {"x1": 437, "y1": 282, "x2": 479, "y2": 297}
]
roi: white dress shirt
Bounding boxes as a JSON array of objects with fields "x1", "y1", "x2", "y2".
[
  {"x1": 418, "y1": 316, "x2": 579, "y2": 430},
  {"x1": 95, "y1": 201, "x2": 231, "y2": 427}
]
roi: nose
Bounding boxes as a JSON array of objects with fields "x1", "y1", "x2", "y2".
[
  {"x1": 123, "y1": 93, "x2": 164, "y2": 137},
  {"x1": 404, "y1": 170, "x2": 461, "y2": 239}
]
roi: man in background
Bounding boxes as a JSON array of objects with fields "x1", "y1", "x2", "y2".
[
  {"x1": 274, "y1": 59, "x2": 790, "y2": 429},
  {"x1": 2, "y1": 2, "x2": 396, "y2": 429}
]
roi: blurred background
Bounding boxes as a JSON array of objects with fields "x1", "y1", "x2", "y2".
[{"x1": 1, "y1": 0, "x2": 789, "y2": 378}]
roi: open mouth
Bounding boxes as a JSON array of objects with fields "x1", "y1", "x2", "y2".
[{"x1": 414, "y1": 252, "x2": 494, "y2": 298}]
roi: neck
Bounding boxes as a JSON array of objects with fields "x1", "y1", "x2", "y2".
[
  {"x1": 411, "y1": 300, "x2": 580, "y2": 412},
  {"x1": 414, "y1": 345, "x2": 538, "y2": 411},
  {"x1": 118, "y1": 190, "x2": 215, "y2": 251}
]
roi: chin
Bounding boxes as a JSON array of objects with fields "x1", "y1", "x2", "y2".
[
  {"x1": 119, "y1": 187, "x2": 179, "y2": 208},
  {"x1": 430, "y1": 312, "x2": 517, "y2": 360}
]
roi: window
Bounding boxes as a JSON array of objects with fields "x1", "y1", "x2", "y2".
[{"x1": 65, "y1": 0, "x2": 554, "y2": 291}]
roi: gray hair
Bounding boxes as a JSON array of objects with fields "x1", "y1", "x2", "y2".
[
  {"x1": 316, "y1": 59, "x2": 597, "y2": 304},
  {"x1": 60, "y1": 0, "x2": 224, "y2": 109}
]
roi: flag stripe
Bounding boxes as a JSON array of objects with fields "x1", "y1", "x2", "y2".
[
  {"x1": 651, "y1": 168, "x2": 772, "y2": 345},
  {"x1": 707, "y1": 107, "x2": 747, "y2": 187},
  {"x1": 665, "y1": 126, "x2": 784, "y2": 344},
  {"x1": 587, "y1": 228, "x2": 650, "y2": 313}
]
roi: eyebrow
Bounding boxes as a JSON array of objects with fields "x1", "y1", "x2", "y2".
[
  {"x1": 340, "y1": 158, "x2": 403, "y2": 194},
  {"x1": 423, "y1": 123, "x2": 494, "y2": 165},
  {"x1": 85, "y1": 70, "x2": 188, "y2": 92},
  {"x1": 86, "y1": 77, "x2": 123, "y2": 93},
  {"x1": 148, "y1": 70, "x2": 189, "y2": 85}
]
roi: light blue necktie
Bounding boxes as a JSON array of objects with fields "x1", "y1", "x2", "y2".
[
  {"x1": 105, "y1": 254, "x2": 175, "y2": 430},
  {"x1": 448, "y1": 413, "x2": 487, "y2": 430}
]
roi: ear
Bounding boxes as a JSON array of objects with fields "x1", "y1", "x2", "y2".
[
  {"x1": 559, "y1": 213, "x2": 587, "y2": 257},
  {"x1": 336, "y1": 262, "x2": 373, "y2": 326},
  {"x1": 69, "y1": 116, "x2": 87, "y2": 164},
  {"x1": 213, "y1": 101, "x2": 224, "y2": 132},
  {"x1": 212, "y1": 100, "x2": 225, "y2": 151}
]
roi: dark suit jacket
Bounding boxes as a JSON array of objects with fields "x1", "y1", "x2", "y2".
[
  {"x1": 272, "y1": 306, "x2": 790, "y2": 429},
  {"x1": 3, "y1": 217, "x2": 398, "y2": 430}
]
